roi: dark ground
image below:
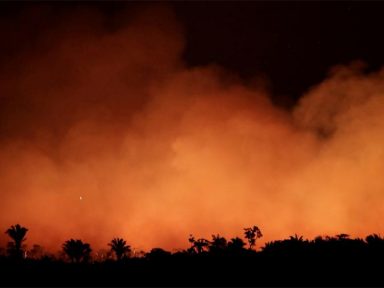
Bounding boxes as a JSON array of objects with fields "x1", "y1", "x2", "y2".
[{"x1": 1, "y1": 248, "x2": 383, "y2": 286}]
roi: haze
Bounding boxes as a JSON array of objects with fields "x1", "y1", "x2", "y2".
[{"x1": 1, "y1": 5, "x2": 384, "y2": 253}]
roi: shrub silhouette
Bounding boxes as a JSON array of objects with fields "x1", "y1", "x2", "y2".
[
  {"x1": 262, "y1": 234, "x2": 310, "y2": 257},
  {"x1": 5, "y1": 224, "x2": 28, "y2": 259},
  {"x1": 62, "y1": 239, "x2": 92, "y2": 263},
  {"x1": 108, "y1": 238, "x2": 131, "y2": 260},
  {"x1": 209, "y1": 234, "x2": 227, "y2": 253},
  {"x1": 146, "y1": 248, "x2": 171, "y2": 260},
  {"x1": 365, "y1": 234, "x2": 384, "y2": 246},
  {"x1": 28, "y1": 244, "x2": 45, "y2": 260}
]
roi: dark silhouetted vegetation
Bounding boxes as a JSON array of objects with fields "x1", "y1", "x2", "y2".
[
  {"x1": 5, "y1": 224, "x2": 28, "y2": 259},
  {"x1": 244, "y1": 225, "x2": 263, "y2": 250},
  {"x1": 62, "y1": 239, "x2": 92, "y2": 263},
  {"x1": 188, "y1": 234, "x2": 210, "y2": 254},
  {"x1": 1, "y1": 223, "x2": 384, "y2": 286},
  {"x1": 108, "y1": 237, "x2": 131, "y2": 260}
]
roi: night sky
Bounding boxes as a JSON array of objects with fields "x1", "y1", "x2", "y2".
[
  {"x1": 174, "y1": 2, "x2": 384, "y2": 106},
  {"x1": 2, "y1": 2, "x2": 384, "y2": 106}
]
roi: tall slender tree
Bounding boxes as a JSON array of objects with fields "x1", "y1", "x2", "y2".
[
  {"x1": 108, "y1": 238, "x2": 131, "y2": 260},
  {"x1": 5, "y1": 224, "x2": 28, "y2": 259}
]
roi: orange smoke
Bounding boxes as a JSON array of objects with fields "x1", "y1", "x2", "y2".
[{"x1": 1, "y1": 5, "x2": 384, "y2": 253}]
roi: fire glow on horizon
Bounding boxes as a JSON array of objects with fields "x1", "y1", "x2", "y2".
[{"x1": 1, "y1": 5, "x2": 384, "y2": 253}]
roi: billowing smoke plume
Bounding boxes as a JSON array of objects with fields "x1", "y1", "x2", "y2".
[{"x1": 1, "y1": 5, "x2": 384, "y2": 253}]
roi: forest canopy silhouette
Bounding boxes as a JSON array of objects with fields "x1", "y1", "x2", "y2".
[{"x1": 2, "y1": 223, "x2": 384, "y2": 286}]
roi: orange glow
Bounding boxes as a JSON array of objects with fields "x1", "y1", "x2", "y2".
[{"x1": 1, "y1": 6, "x2": 384, "y2": 253}]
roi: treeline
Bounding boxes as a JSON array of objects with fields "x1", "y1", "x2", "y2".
[
  {"x1": 2, "y1": 223, "x2": 384, "y2": 286},
  {"x1": 2, "y1": 224, "x2": 265, "y2": 262}
]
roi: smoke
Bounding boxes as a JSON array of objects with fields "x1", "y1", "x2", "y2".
[{"x1": 1, "y1": 4, "x2": 384, "y2": 252}]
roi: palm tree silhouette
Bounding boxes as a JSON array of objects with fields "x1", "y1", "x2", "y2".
[
  {"x1": 244, "y1": 226, "x2": 262, "y2": 250},
  {"x1": 108, "y1": 238, "x2": 131, "y2": 260},
  {"x1": 188, "y1": 234, "x2": 209, "y2": 254},
  {"x1": 289, "y1": 234, "x2": 304, "y2": 241},
  {"x1": 228, "y1": 237, "x2": 246, "y2": 253},
  {"x1": 62, "y1": 239, "x2": 92, "y2": 263},
  {"x1": 5, "y1": 224, "x2": 28, "y2": 259}
]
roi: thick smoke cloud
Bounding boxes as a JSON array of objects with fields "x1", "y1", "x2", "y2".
[{"x1": 1, "y1": 5, "x2": 384, "y2": 253}]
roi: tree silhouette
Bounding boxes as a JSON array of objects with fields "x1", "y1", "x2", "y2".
[
  {"x1": 188, "y1": 234, "x2": 210, "y2": 254},
  {"x1": 336, "y1": 233, "x2": 350, "y2": 240},
  {"x1": 366, "y1": 234, "x2": 384, "y2": 245},
  {"x1": 209, "y1": 234, "x2": 227, "y2": 253},
  {"x1": 244, "y1": 226, "x2": 262, "y2": 250},
  {"x1": 5, "y1": 224, "x2": 28, "y2": 259},
  {"x1": 365, "y1": 234, "x2": 384, "y2": 256},
  {"x1": 227, "y1": 237, "x2": 246, "y2": 253},
  {"x1": 62, "y1": 239, "x2": 92, "y2": 263},
  {"x1": 289, "y1": 234, "x2": 304, "y2": 241},
  {"x1": 108, "y1": 238, "x2": 131, "y2": 260}
]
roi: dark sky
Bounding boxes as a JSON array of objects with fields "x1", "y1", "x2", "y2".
[
  {"x1": 1, "y1": 1, "x2": 384, "y2": 107},
  {"x1": 172, "y1": 2, "x2": 384, "y2": 106}
]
